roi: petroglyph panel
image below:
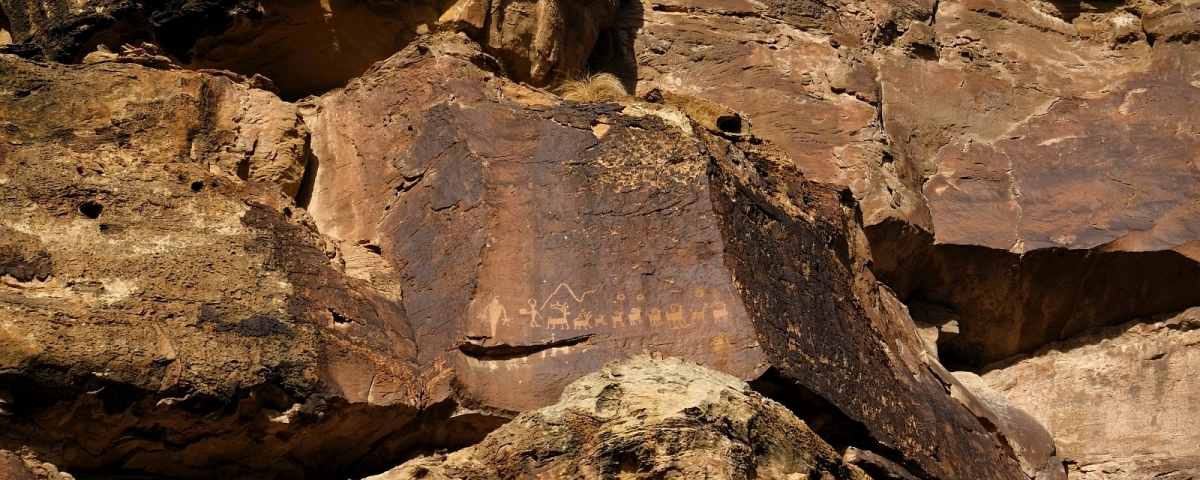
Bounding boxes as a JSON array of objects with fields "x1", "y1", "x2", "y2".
[{"x1": 471, "y1": 285, "x2": 741, "y2": 337}]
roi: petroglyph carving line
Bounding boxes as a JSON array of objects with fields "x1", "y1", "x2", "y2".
[
  {"x1": 479, "y1": 296, "x2": 511, "y2": 337},
  {"x1": 540, "y1": 283, "x2": 594, "y2": 310},
  {"x1": 611, "y1": 311, "x2": 625, "y2": 328}
]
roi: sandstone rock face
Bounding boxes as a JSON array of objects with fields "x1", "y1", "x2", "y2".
[
  {"x1": 603, "y1": 0, "x2": 1200, "y2": 370},
  {"x1": 0, "y1": 0, "x2": 620, "y2": 98},
  {"x1": 605, "y1": 0, "x2": 924, "y2": 231},
  {"x1": 368, "y1": 355, "x2": 870, "y2": 480},
  {"x1": 10, "y1": 0, "x2": 1195, "y2": 471},
  {"x1": 302, "y1": 34, "x2": 769, "y2": 416},
  {"x1": 0, "y1": 450, "x2": 75, "y2": 480},
  {"x1": 299, "y1": 34, "x2": 1032, "y2": 479},
  {"x1": 0, "y1": 55, "x2": 441, "y2": 478},
  {"x1": 982, "y1": 308, "x2": 1200, "y2": 480}
]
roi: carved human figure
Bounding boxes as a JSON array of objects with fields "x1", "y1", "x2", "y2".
[
  {"x1": 573, "y1": 310, "x2": 592, "y2": 330},
  {"x1": 710, "y1": 301, "x2": 729, "y2": 324},
  {"x1": 479, "y1": 296, "x2": 511, "y2": 337},
  {"x1": 547, "y1": 302, "x2": 570, "y2": 329},
  {"x1": 519, "y1": 299, "x2": 542, "y2": 327},
  {"x1": 666, "y1": 304, "x2": 686, "y2": 329},
  {"x1": 648, "y1": 307, "x2": 663, "y2": 327}
]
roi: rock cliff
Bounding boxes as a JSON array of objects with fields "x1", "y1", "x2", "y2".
[{"x1": 0, "y1": 0, "x2": 1197, "y2": 478}]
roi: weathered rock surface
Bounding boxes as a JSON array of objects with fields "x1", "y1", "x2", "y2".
[
  {"x1": 982, "y1": 308, "x2": 1200, "y2": 480},
  {"x1": 301, "y1": 34, "x2": 1032, "y2": 479},
  {"x1": 602, "y1": 0, "x2": 1200, "y2": 371},
  {"x1": 0, "y1": 0, "x2": 621, "y2": 98},
  {"x1": 0, "y1": 450, "x2": 75, "y2": 480},
  {"x1": 11, "y1": 0, "x2": 1195, "y2": 471},
  {"x1": 368, "y1": 355, "x2": 870, "y2": 480},
  {"x1": 303, "y1": 34, "x2": 770, "y2": 417},
  {"x1": 604, "y1": 0, "x2": 924, "y2": 230},
  {"x1": 0, "y1": 54, "x2": 450, "y2": 478}
]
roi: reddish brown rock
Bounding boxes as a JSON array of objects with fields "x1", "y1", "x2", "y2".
[
  {"x1": 303, "y1": 33, "x2": 771, "y2": 416},
  {"x1": 606, "y1": 0, "x2": 930, "y2": 230},
  {"x1": 303, "y1": 34, "x2": 1033, "y2": 479}
]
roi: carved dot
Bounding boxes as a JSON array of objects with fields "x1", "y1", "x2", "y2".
[{"x1": 78, "y1": 201, "x2": 103, "y2": 219}]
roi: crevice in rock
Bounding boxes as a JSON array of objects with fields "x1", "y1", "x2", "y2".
[
  {"x1": 294, "y1": 146, "x2": 319, "y2": 210},
  {"x1": 585, "y1": 0, "x2": 644, "y2": 94},
  {"x1": 0, "y1": 369, "x2": 507, "y2": 480},
  {"x1": 458, "y1": 335, "x2": 594, "y2": 361},
  {"x1": 749, "y1": 368, "x2": 910, "y2": 469},
  {"x1": 866, "y1": 218, "x2": 1200, "y2": 368}
]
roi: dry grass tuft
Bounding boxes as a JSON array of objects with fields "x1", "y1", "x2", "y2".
[{"x1": 554, "y1": 73, "x2": 628, "y2": 102}]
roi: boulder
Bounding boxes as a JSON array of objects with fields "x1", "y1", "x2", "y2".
[
  {"x1": 366, "y1": 355, "x2": 871, "y2": 480},
  {"x1": 0, "y1": 54, "x2": 433, "y2": 479}
]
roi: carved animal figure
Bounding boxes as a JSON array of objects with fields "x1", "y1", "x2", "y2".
[
  {"x1": 666, "y1": 304, "x2": 686, "y2": 329},
  {"x1": 547, "y1": 302, "x2": 570, "y2": 329},
  {"x1": 628, "y1": 307, "x2": 643, "y2": 325},
  {"x1": 573, "y1": 310, "x2": 592, "y2": 330},
  {"x1": 611, "y1": 311, "x2": 625, "y2": 328},
  {"x1": 690, "y1": 308, "x2": 705, "y2": 325},
  {"x1": 648, "y1": 307, "x2": 663, "y2": 327},
  {"x1": 711, "y1": 301, "x2": 729, "y2": 324},
  {"x1": 592, "y1": 312, "x2": 606, "y2": 326}
]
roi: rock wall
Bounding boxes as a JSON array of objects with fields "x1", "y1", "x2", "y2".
[
  {"x1": 982, "y1": 308, "x2": 1200, "y2": 480},
  {"x1": 0, "y1": 0, "x2": 1197, "y2": 476}
]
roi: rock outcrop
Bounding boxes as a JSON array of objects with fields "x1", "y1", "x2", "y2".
[
  {"x1": 601, "y1": 0, "x2": 1200, "y2": 370},
  {"x1": 2, "y1": 0, "x2": 1198, "y2": 474},
  {"x1": 0, "y1": 0, "x2": 621, "y2": 98},
  {"x1": 0, "y1": 54, "x2": 437, "y2": 478},
  {"x1": 982, "y1": 308, "x2": 1200, "y2": 480},
  {"x1": 1, "y1": 31, "x2": 1047, "y2": 478},
  {"x1": 367, "y1": 355, "x2": 870, "y2": 480}
]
